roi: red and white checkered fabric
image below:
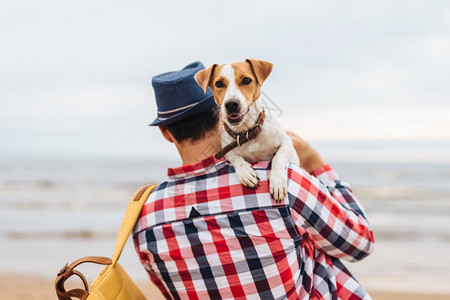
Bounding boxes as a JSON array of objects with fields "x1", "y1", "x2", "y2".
[{"x1": 133, "y1": 156, "x2": 374, "y2": 299}]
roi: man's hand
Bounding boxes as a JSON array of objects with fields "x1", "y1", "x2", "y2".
[{"x1": 286, "y1": 130, "x2": 326, "y2": 173}]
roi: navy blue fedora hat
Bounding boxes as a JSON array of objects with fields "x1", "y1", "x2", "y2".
[{"x1": 149, "y1": 61, "x2": 217, "y2": 126}]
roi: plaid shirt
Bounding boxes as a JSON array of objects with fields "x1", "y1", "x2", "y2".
[{"x1": 133, "y1": 156, "x2": 374, "y2": 300}]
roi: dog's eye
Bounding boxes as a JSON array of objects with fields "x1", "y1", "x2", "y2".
[
  {"x1": 215, "y1": 81, "x2": 224, "y2": 88},
  {"x1": 242, "y1": 78, "x2": 252, "y2": 85}
]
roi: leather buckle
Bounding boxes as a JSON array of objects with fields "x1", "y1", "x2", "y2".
[{"x1": 250, "y1": 123, "x2": 261, "y2": 130}]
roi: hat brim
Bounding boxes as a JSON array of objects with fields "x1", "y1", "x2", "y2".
[{"x1": 149, "y1": 94, "x2": 217, "y2": 126}]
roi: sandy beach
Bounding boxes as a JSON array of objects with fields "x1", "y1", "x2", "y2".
[
  {"x1": 0, "y1": 274, "x2": 450, "y2": 300},
  {"x1": 1, "y1": 273, "x2": 450, "y2": 300}
]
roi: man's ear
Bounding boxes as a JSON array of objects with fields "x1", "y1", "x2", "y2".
[
  {"x1": 194, "y1": 64, "x2": 217, "y2": 93},
  {"x1": 159, "y1": 126, "x2": 174, "y2": 143},
  {"x1": 245, "y1": 59, "x2": 273, "y2": 86}
]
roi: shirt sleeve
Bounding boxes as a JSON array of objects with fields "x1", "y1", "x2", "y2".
[
  {"x1": 311, "y1": 165, "x2": 370, "y2": 221},
  {"x1": 288, "y1": 164, "x2": 375, "y2": 262}
]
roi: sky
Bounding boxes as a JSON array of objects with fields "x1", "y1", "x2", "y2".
[{"x1": 1, "y1": 1, "x2": 449, "y2": 163}]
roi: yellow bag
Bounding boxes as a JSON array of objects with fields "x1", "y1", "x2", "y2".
[{"x1": 55, "y1": 184, "x2": 157, "y2": 300}]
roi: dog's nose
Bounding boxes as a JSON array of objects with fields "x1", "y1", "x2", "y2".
[{"x1": 225, "y1": 100, "x2": 240, "y2": 113}]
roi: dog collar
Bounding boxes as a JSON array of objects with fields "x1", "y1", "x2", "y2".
[{"x1": 215, "y1": 109, "x2": 266, "y2": 159}]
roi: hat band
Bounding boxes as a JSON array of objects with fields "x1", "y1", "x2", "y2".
[{"x1": 157, "y1": 101, "x2": 199, "y2": 118}]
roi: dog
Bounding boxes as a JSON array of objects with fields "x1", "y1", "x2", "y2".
[{"x1": 195, "y1": 59, "x2": 299, "y2": 202}]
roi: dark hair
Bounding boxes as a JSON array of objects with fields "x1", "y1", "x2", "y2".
[{"x1": 165, "y1": 106, "x2": 220, "y2": 143}]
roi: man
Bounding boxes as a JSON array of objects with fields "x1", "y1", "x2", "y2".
[{"x1": 133, "y1": 61, "x2": 374, "y2": 299}]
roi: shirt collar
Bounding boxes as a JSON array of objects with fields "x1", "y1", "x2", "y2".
[{"x1": 167, "y1": 155, "x2": 226, "y2": 179}]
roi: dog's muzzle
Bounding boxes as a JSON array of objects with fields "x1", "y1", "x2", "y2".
[
  {"x1": 225, "y1": 100, "x2": 249, "y2": 125},
  {"x1": 224, "y1": 100, "x2": 240, "y2": 114}
]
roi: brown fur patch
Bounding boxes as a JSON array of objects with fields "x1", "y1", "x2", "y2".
[
  {"x1": 207, "y1": 64, "x2": 227, "y2": 106},
  {"x1": 231, "y1": 62, "x2": 261, "y2": 106},
  {"x1": 194, "y1": 64, "x2": 217, "y2": 93},
  {"x1": 245, "y1": 59, "x2": 273, "y2": 86}
]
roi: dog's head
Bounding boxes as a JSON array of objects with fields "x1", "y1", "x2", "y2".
[{"x1": 195, "y1": 59, "x2": 273, "y2": 127}]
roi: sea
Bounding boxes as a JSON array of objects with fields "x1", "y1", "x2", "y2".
[{"x1": 1, "y1": 157, "x2": 450, "y2": 294}]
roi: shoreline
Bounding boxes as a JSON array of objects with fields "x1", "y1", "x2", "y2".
[{"x1": 2, "y1": 273, "x2": 449, "y2": 300}]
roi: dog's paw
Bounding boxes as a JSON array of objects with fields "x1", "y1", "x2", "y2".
[
  {"x1": 235, "y1": 163, "x2": 259, "y2": 188},
  {"x1": 269, "y1": 173, "x2": 287, "y2": 203}
]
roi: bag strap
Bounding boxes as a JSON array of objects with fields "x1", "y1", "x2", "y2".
[
  {"x1": 55, "y1": 256, "x2": 112, "y2": 300},
  {"x1": 54, "y1": 184, "x2": 156, "y2": 300},
  {"x1": 111, "y1": 184, "x2": 157, "y2": 266}
]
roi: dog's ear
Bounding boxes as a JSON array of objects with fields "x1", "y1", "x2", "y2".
[
  {"x1": 194, "y1": 64, "x2": 217, "y2": 93},
  {"x1": 245, "y1": 59, "x2": 273, "y2": 86}
]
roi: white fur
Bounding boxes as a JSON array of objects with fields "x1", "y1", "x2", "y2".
[
  {"x1": 220, "y1": 75, "x2": 299, "y2": 202},
  {"x1": 220, "y1": 64, "x2": 249, "y2": 118}
]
